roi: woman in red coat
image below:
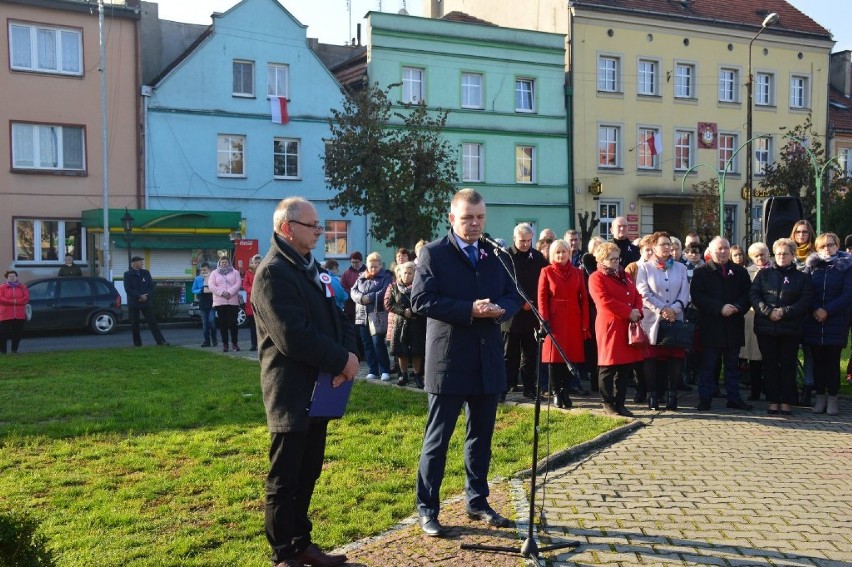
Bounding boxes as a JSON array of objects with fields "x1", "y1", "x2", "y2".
[
  {"x1": 588, "y1": 243, "x2": 644, "y2": 417},
  {"x1": 538, "y1": 240, "x2": 590, "y2": 408},
  {"x1": 243, "y1": 254, "x2": 262, "y2": 351},
  {"x1": 0, "y1": 270, "x2": 30, "y2": 354}
]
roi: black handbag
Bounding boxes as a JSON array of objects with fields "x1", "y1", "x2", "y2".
[{"x1": 656, "y1": 319, "x2": 695, "y2": 350}]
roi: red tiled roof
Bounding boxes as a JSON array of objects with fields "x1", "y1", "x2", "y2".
[
  {"x1": 830, "y1": 87, "x2": 852, "y2": 134},
  {"x1": 440, "y1": 11, "x2": 497, "y2": 27},
  {"x1": 572, "y1": 0, "x2": 831, "y2": 40}
]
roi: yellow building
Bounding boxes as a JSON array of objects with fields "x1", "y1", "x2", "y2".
[{"x1": 426, "y1": 0, "x2": 834, "y2": 245}]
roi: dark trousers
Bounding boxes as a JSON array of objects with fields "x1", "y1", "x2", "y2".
[
  {"x1": 598, "y1": 364, "x2": 630, "y2": 408},
  {"x1": 0, "y1": 319, "x2": 25, "y2": 353},
  {"x1": 416, "y1": 392, "x2": 499, "y2": 517},
  {"x1": 503, "y1": 331, "x2": 537, "y2": 391},
  {"x1": 811, "y1": 344, "x2": 842, "y2": 396},
  {"x1": 247, "y1": 315, "x2": 257, "y2": 348},
  {"x1": 265, "y1": 422, "x2": 328, "y2": 562},
  {"x1": 584, "y1": 338, "x2": 599, "y2": 391},
  {"x1": 216, "y1": 304, "x2": 239, "y2": 345},
  {"x1": 643, "y1": 356, "x2": 684, "y2": 400},
  {"x1": 129, "y1": 303, "x2": 165, "y2": 346},
  {"x1": 698, "y1": 345, "x2": 742, "y2": 403},
  {"x1": 757, "y1": 335, "x2": 800, "y2": 404}
]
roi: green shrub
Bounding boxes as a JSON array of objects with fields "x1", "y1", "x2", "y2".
[
  {"x1": 152, "y1": 285, "x2": 182, "y2": 320},
  {"x1": 0, "y1": 511, "x2": 54, "y2": 567}
]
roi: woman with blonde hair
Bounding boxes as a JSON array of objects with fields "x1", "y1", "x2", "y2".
[
  {"x1": 351, "y1": 252, "x2": 393, "y2": 380},
  {"x1": 790, "y1": 220, "x2": 816, "y2": 270}
]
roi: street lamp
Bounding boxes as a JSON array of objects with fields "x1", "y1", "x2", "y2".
[
  {"x1": 121, "y1": 207, "x2": 135, "y2": 269},
  {"x1": 745, "y1": 11, "x2": 779, "y2": 248}
]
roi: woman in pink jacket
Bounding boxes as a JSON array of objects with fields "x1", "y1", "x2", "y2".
[
  {"x1": 0, "y1": 270, "x2": 30, "y2": 354},
  {"x1": 209, "y1": 256, "x2": 242, "y2": 352}
]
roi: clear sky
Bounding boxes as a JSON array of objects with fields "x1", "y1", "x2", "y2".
[{"x1": 149, "y1": 0, "x2": 850, "y2": 52}]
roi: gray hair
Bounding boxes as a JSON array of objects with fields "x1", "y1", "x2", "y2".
[
  {"x1": 748, "y1": 241, "x2": 770, "y2": 259},
  {"x1": 396, "y1": 261, "x2": 416, "y2": 277},
  {"x1": 772, "y1": 238, "x2": 796, "y2": 257},
  {"x1": 273, "y1": 197, "x2": 312, "y2": 234},
  {"x1": 709, "y1": 235, "x2": 729, "y2": 250},
  {"x1": 514, "y1": 223, "x2": 533, "y2": 238}
]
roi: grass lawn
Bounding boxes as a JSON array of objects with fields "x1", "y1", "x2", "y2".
[{"x1": 0, "y1": 348, "x2": 623, "y2": 566}]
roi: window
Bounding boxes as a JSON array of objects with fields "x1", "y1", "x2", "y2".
[
  {"x1": 324, "y1": 221, "x2": 349, "y2": 257},
  {"x1": 598, "y1": 202, "x2": 620, "y2": 241},
  {"x1": 273, "y1": 138, "x2": 300, "y2": 179},
  {"x1": 674, "y1": 63, "x2": 695, "y2": 98},
  {"x1": 402, "y1": 67, "x2": 424, "y2": 103},
  {"x1": 638, "y1": 59, "x2": 658, "y2": 96},
  {"x1": 754, "y1": 136, "x2": 772, "y2": 175},
  {"x1": 267, "y1": 64, "x2": 289, "y2": 98},
  {"x1": 11, "y1": 122, "x2": 85, "y2": 172},
  {"x1": 598, "y1": 56, "x2": 619, "y2": 92},
  {"x1": 637, "y1": 128, "x2": 659, "y2": 170},
  {"x1": 217, "y1": 135, "x2": 245, "y2": 177},
  {"x1": 839, "y1": 148, "x2": 851, "y2": 178},
  {"x1": 232, "y1": 60, "x2": 254, "y2": 97},
  {"x1": 718, "y1": 133, "x2": 738, "y2": 173},
  {"x1": 14, "y1": 219, "x2": 84, "y2": 263},
  {"x1": 718, "y1": 67, "x2": 739, "y2": 103},
  {"x1": 462, "y1": 143, "x2": 483, "y2": 182},
  {"x1": 755, "y1": 72, "x2": 773, "y2": 106},
  {"x1": 515, "y1": 145, "x2": 535, "y2": 183},
  {"x1": 674, "y1": 130, "x2": 694, "y2": 171},
  {"x1": 515, "y1": 78, "x2": 535, "y2": 112},
  {"x1": 461, "y1": 73, "x2": 483, "y2": 109},
  {"x1": 790, "y1": 75, "x2": 810, "y2": 108},
  {"x1": 598, "y1": 126, "x2": 620, "y2": 168},
  {"x1": 9, "y1": 22, "x2": 82, "y2": 76}
]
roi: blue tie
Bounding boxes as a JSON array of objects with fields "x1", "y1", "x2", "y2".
[{"x1": 464, "y1": 245, "x2": 478, "y2": 267}]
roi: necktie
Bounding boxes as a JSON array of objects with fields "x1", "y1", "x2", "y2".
[{"x1": 464, "y1": 245, "x2": 478, "y2": 267}]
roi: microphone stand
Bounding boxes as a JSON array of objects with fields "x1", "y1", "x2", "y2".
[{"x1": 461, "y1": 244, "x2": 581, "y2": 563}]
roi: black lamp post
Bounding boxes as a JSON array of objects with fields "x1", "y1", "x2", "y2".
[
  {"x1": 121, "y1": 208, "x2": 135, "y2": 269},
  {"x1": 745, "y1": 11, "x2": 779, "y2": 248}
]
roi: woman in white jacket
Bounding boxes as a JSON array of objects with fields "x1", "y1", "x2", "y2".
[
  {"x1": 208, "y1": 256, "x2": 242, "y2": 352},
  {"x1": 635, "y1": 232, "x2": 691, "y2": 410}
]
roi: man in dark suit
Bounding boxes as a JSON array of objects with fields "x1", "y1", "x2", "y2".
[
  {"x1": 252, "y1": 197, "x2": 360, "y2": 567},
  {"x1": 611, "y1": 216, "x2": 640, "y2": 268},
  {"x1": 690, "y1": 236, "x2": 753, "y2": 411},
  {"x1": 411, "y1": 188, "x2": 522, "y2": 537},
  {"x1": 123, "y1": 256, "x2": 167, "y2": 346}
]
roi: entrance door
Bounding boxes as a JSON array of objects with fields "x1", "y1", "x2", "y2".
[{"x1": 652, "y1": 204, "x2": 689, "y2": 239}]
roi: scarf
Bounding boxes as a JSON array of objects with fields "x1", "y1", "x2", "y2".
[
  {"x1": 217, "y1": 266, "x2": 234, "y2": 276},
  {"x1": 7, "y1": 281, "x2": 20, "y2": 288},
  {"x1": 654, "y1": 256, "x2": 675, "y2": 271},
  {"x1": 598, "y1": 263, "x2": 628, "y2": 285},
  {"x1": 796, "y1": 242, "x2": 811, "y2": 262}
]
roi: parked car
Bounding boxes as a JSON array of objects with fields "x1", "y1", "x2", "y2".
[
  {"x1": 25, "y1": 277, "x2": 123, "y2": 335},
  {"x1": 187, "y1": 290, "x2": 248, "y2": 328}
]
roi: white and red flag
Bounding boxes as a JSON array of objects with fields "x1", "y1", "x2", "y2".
[{"x1": 270, "y1": 97, "x2": 289, "y2": 125}]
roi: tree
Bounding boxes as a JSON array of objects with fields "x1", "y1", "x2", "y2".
[
  {"x1": 324, "y1": 83, "x2": 459, "y2": 249},
  {"x1": 691, "y1": 177, "x2": 721, "y2": 246}
]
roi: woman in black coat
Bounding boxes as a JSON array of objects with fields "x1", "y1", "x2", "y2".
[
  {"x1": 387, "y1": 262, "x2": 426, "y2": 388},
  {"x1": 750, "y1": 238, "x2": 812, "y2": 415}
]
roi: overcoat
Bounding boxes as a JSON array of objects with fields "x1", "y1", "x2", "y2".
[
  {"x1": 749, "y1": 263, "x2": 811, "y2": 338},
  {"x1": 251, "y1": 235, "x2": 358, "y2": 432},
  {"x1": 588, "y1": 269, "x2": 644, "y2": 366},
  {"x1": 690, "y1": 260, "x2": 751, "y2": 349},
  {"x1": 501, "y1": 246, "x2": 547, "y2": 334},
  {"x1": 123, "y1": 268, "x2": 156, "y2": 308},
  {"x1": 802, "y1": 252, "x2": 852, "y2": 346},
  {"x1": 537, "y1": 262, "x2": 588, "y2": 363},
  {"x1": 0, "y1": 282, "x2": 29, "y2": 321},
  {"x1": 411, "y1": 233, "x2": 521, "y2": 395},
  {"x1": 634, "y1": 260, "x2": 690, "y2": 344}
]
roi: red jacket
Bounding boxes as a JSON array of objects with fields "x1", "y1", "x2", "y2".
[
  {"x1": 538, "y1": 262, "x2": 588, "y2": 364},
  {"x1": 588, "y1": 270, "x2": 644, "y2": 366},
  {"x1": 242, "y1": 270, "x2": 255, "y2": 317},
  {"x1": 0, "y1": 282, "x2": 29, "y2": 321}
]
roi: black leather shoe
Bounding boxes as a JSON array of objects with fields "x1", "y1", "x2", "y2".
[
  {"x1": 467, "y1": 506, "x2": 511, "y2": 528},
  {"x1": 696, "y1": 399, "x2": 712, "y2": 411},
  {"x1": 293, "y1": 543, "x2": 347, "y2": 566},
  {"x1": 726, "y1": 399, "x2": 753, "y2": 410},
  {"x1": 616, "y1": 406, "x2": 634, "y2": 418},
  {"x1": 419, "y1": 515, "x2": 445, "y2": 537}
]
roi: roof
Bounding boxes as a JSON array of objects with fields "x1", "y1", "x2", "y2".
[
  {"x1": 830, "y1": 87, "x2": 852, "y2": 135},
  {"x1": 571, "y1": 0, "x2": 832, "y2": 40},
  {"x1": 440, "y1": 11, "x2": 497, "y2": 27}
]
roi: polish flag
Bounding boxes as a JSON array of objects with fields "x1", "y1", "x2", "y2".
[
  {"x1": 271, "y1": 97, "x2": 289, "y2": 124},
  {"x1": 647, "y1": 132, "x2": 662, "y2": 156}
]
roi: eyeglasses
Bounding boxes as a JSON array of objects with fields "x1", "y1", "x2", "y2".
[
  {"x1": 794, "y1": 230, "x2": 810, "y2": 234},
  {"x1": 288, "y1": 220, "x2": 325, "y2": 232},
  {"x1": 819, "y1": 242, "x2": 838, "y2": 249}
]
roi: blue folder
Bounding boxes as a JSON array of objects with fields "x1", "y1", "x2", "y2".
[{"x1": 308, "y1": 372, "x2": 354, "y2": 418}]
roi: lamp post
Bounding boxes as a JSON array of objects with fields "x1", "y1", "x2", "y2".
[
  {"x1": 121, "y1": 208, "x2": 134, "y2": 269},
  {"x1": 745, "y1": 12, "x2": 779, "y2": 248}
]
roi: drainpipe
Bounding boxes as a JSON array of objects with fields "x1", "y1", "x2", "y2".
[{"x1": 566, "y1": 3, "x2": 576, "y2": 229}]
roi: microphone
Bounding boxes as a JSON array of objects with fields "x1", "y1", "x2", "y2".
[{"x1": 481, "y1": 233, "x2": 509, "y2": 254}]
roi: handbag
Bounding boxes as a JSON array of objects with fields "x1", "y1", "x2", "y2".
[
  {"x1": 628, "y1": 321, "x2": 649, "y2": 347},
  {"x1": 367, "y1": 293, "x2": 387, "y2": 336},
  {"x1": 656, "y1": 319, "x2": 695, "y2": 350}
]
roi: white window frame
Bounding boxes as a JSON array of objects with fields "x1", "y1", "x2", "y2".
[
  {"x1": 754, "y1": 136, "x2": 772, "y2": 176},
  {"x1": 598, "y1": 125, "x2": 621, "y2": 169},
  {"x1": 755, "y1": 72, "x2": 774, "y2": 106},
  {"x1": 673, "y1": 129, "x2": 695, "y2": 171},
  {"x1": 324, "y1": 220, "x2": 350, "y2": 258},
  {"x1": 637, "y1": 127, "x2": 660, "y2": 170},
  {"x1": 402, "y1": 67, "x2": 425, "y2": 103},
  {"x1": 11, "y1": 122, "x2": 86, "y2": 172},
  {"x1": 515, "y1": 145, "x2": 535, "y2": 184},
  {"x1": 597, "y1": 55, "x2": 620, "y2": 93},
  {"x1": 461, "y1": 72, "x2": 483, "y2": 109},
  {"x1": 790, "y1": 74, "x2": 810, "y2": 109},
  {"x1": 674, "y1": 62, "x2": 695, "y2": 99},
  {"x1": 637, "y1": 58, "x2": 659, "y2": 96},
  {"x1": 13, "y1": 218, "x2": 86, "y2": 264},
  {"x1": 515, "y1": 78, "x2": 535, "y2": 112},
  {"x1": 267, "y1": 63, "x2": 289, "y2": 99},
  {"x1": 839, "y1": 147, "x2": 851, "y2": 179},
  {"x1": 232, "y1": 60, "x2": 255, "y2": 97},
  {"x1": 598, "y1": 201, "x2": 621, "y2": 242},
  {"x1": 718, "y1": 133, "x2": 739, "y2": 173},
  {"x1": 273, "y1": 138, "x2": 300, "y2": 180},
  {"x1": 462, "y1": 143, "x2": 483, "y2": 182},
  {"x1": 718, "y1": 67, "x2": 739, "y2": 103},
  {"x1": 9, "y1": 21, "x2": 82, "y2": 76},
  {"x1": 217, "y1": 134, "x2": 246, "y2": 177}
]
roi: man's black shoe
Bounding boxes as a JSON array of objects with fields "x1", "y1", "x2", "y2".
[
  {"x1": 419, "y1": 515, "x2": 444, "y2": 537},
  {"x1": 466, "y1": 506, "x2": 511, "y2": 528},
  {"x1": 696, "y1": 399, "x2": 712, "y2": 411},
  {"x1": 726, "y1": 399, "x2": 753, "y2": 411},
  {"x1": 616, "y1": 406, "x2": 634, "y2": 418}
]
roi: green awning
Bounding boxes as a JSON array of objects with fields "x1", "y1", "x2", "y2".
[{"x1": 113, "y1": 235, "x2": 234, "y2": 250}]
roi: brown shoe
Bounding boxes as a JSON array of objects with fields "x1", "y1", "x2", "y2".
[
  {"x1": 274, "y1": 561, "x2": 304, "y2": 567},
  {"x1": 294, "y1": 543, "x2": 347, "y2": 567}
]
